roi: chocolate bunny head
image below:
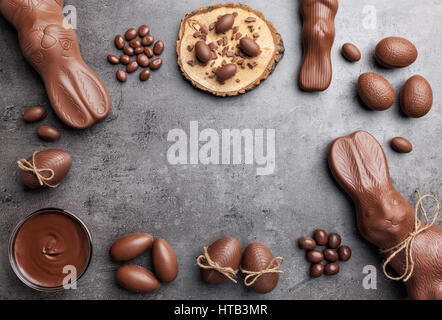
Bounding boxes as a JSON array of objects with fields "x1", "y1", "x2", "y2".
[{"x1": 329, "y1": 131, "x2": 414, "y2": 248}]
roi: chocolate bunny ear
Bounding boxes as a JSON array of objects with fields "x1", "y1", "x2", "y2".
[
  {"x1": 46, "y1": 61, "x2": 111, "y2": 129},
  {"x1": 329, "y1": 131, "x2": 392, "y2": 196}
]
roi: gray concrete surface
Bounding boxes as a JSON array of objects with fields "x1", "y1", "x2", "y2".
[{"x1": 0, "y1": 0, "x2": 440, "y2": 300}]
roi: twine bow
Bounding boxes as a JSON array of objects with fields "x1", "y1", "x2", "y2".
[
  {"x1": 196, "y1": 247, "x2": 239, "y2": 283},
  {"x1": 241, "y1": 257, "x2": 284, "y2": 287},
  {"x1": 16, "y1": 151, "x2": 59, "y2": 188},
  {"x1": 380, "y1": 190, "x2": 440, "y2": 282}
]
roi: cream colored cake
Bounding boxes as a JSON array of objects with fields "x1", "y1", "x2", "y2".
[{"x1": 176, "y1": 2, "x2": 284, "y2": 96}]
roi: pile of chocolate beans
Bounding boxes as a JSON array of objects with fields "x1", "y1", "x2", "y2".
[
  {"x1": 110, "y1": 233, "x2": 178, "y2": 293},
  {"x1": 108, "y1": 25, "x2": 164, "y2": 82},
  {"x1": 298, "y1": 229, "x2": 351, "y2": 278}
]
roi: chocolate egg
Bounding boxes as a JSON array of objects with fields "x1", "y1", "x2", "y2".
[
  {"x1": 341, "y1": 43, "x2": 361, "y2": 62},
  {"x1": 215, "y1": 14, "x2": 234, "y2": 33},
  {"x1": 241, "y1": 243, "x2": 280, "y2": 294},
  {"x1": 110, "y1": 233, "x2": 153, "y2": 262},
  {"x1": 152, "y1": 238, "x2": 178, "y2": 283},
  {"x1": 23, "y1": 105, "x2": 46, "y2": 123},
  {"x1": 116, "y1": 265, "x2": 160, "y2": 293},
  {"x1": 375, "y1": 37, "x2": 418, "y2": 68},
  {"x1": 19, "y1": 149, "x2": 71, "y2": 189},
  {"x1": 215, "y1": 64, "x2": 237, "y2": 82},
  {"x1": 358, "y1": 72, "x2": 395, "y2": 111},
  {"x1": 239, "y1": 37, "x2": 261, "y2": 57},
  {"x1": 200, "y1": 237, "x2": 241, "y2": 285},
  {"x1": 195, "y1": 41, "x2": 211, "y2": 63},
  {"x1": 391, "y1": 137, "x2": 413, "y2": 153},
  {"x1": 400, "y1": 75, "x2": 433, "y2": 118},
  {"x1": 37, "y1": 125, "x2": 60, "y2": 141}
]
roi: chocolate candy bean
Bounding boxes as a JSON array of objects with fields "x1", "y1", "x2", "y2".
[
  {"x1": 120, "y1": 54, "x2": 130, "y2": 65},
  {"x1": 138, "y1": 25, "x2": 150, "y2": 37},
  {"x1": 137, "y1": 54, "x2": 150, "y2": 67},
  {"x1": 129, "y1": 39, "x2": 141, "y2": 49},
  {"x1": 338, "y1": 246, "x2": 352, "y2": 261},
  {"x1": 149, "y1": 58, "x2": 162, "y2": 70},
  {"x1": 37, "y1": 125, "x2": 60, "y2": 141},
  {"x1": 325, "y1": 262, "x2": 340, "y2": 275},
  {"x1": 314, "y1": 229, "x2": 328, "y2": 246},
  {"x1": 307, "y1": 249, "x2": 324, "y2": 263},
  {"x1": 195, "y1": 40, "x2": 211, "y2": 63},
  {"x1": 123, "y1": 45, "x2": 134, "y2": 56},
  {"x1": 23, "y1": 106, "x2": 46, "y2": 123},
  {"x1": 239, "y1": 37, "x2": 261, "y2": 57},
  {"x1": 134, "y1": 47, "x2": 144, "y2": 55},
  {"x1": 215, "y1": 64, "x2": 237, "y2": 82},
  {"x1": 323, "y1": 249, "x2": 339, "y2": 262},
  {"x1": 328, "y1": 233, "x2": 341, "y2": 249},
  {"x1": 310, "y1": 263, "x2": 324, "y2": 278},
  {"x1": 142, "y1": 35, "x2": 154, "y2": 46},
  {"x1": 107, "y1": 54, "x2": 120, "y2": 64},
  {"x1": 216, "y1": 14, "x2": 234, "y2": 33},
  {"x1": 153, "y1": 40, "x2": 164, "y2": 55},
  {"x1": 298, "y1": 237, "x2": 316, "y2": 250},
  {"x1": 115, "y1": 34, "x2": 125, "y2": 49},
  {"x1": 145, "y1": 46, "x2": 154, "y2": 58},
  {"x1": 127, "y1": 61, "x2": 139, "y2": 73},
  {"x1": 140, "y1": 69, "x2": 151, "y2": 81},
  {"x1": 116, "y1": 70, "x2": 127, "y2": 82},
  {"x1": 125, "y1": 28, "x2": 137, "y2": 41}
]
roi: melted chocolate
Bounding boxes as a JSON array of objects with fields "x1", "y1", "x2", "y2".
[{"x1": 13, "y1": 209, "x2": 91, "y2": 288}]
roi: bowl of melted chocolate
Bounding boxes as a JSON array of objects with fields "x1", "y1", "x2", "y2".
[{"x1": 9, "y1": 208, "x2": 92, "y2": 291}]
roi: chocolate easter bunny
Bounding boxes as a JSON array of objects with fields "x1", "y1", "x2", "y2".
[
  {"x1": 299, "y1": 0, "x2": 338, "y2": 91},
  {"x1": 0, "y1": 0, "x2": 111, "y2": 129},
  {"x1": 329, "y1": 131, "x2": 441, "y2": 300}
]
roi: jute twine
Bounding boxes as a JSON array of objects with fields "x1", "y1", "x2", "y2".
[
  {"x1": 16, "y1": 151, "x2": 59, "y2": 188},
  {"x1": 380, "y1": 190, "x2": 440, "y2": 282},
  {"x1": 196, "y1": 247, "x2": 239, "y2": 283},
  {"x1": 241, "y1": 257, "x2": 284, "y2": 287}
]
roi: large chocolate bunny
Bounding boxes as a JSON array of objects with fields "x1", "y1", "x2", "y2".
[
  {"x1": 329, "y1": 131, "x2": 441, "y2": 300},
  {"x1": 0, "y1": 0, "x2": 111, "y2": 129}
]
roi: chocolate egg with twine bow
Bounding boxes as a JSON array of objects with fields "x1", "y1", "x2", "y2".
[
  {"x1": 241, "y1": 243, "x2": 283, "y2": 294},
  {"x1": 197, "y1": 237, "x2": 241, "y2": 285},
  {"x1": 17, "y1": 149, "x2": 72, "y2": 189}
]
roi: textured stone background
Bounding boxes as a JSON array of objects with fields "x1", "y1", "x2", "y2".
[{"x1": 0, "y1": 0, "x2": 440, "y2": 300}]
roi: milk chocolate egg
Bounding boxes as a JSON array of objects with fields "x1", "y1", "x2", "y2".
[
  {"x1": 200, "y1": 237, "x2": 241, "y2": 285},
  {"x1": 37, "y1": 125, "x2": 60, "y2": 141},
  {"x1": 239, "y1": 37, "x2": 261, "y2": 57},
  {"x1": 110, "y1": 233, "x2": 153, "y2": 262},
  {"x1": 195, "y1": 41, "x2": 211, "y2": 63},
  {"x1": 19, "y1": 149, "x2": 71, "y2": 189},
  {"x1": 400, "y1": 75, "x2": 433, "y2": 118},
  {"x1": 241, "y1": 243, "x2": 280, "y2": 294},
  {"x1": 358, "y1": 72, "x2": 395, "y2": 111},
  {"x1": 23, "y1": 106, "x2": 46, "y2": 123},
  {"x1": 215, "y1": 14, "x2": 234, "y2": 33},
  {"x1": 391, "y1": 137, "x2": 413, "y2": 153},
  {"x1": 152, "y1": 238, "x2": 178, "y2": 282},
  {"x1": 215, "y1": 64, "x2": 237, "y2": 82},
  {"x1": 375, "y1": 37, "x2": 418, "y2": 68},
  {"x1": 341, "y1": 43, "x2": 361, "y2": 62},
  {"x1": 116, "y1": 265, "x2": 160, "y2": 293}
]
